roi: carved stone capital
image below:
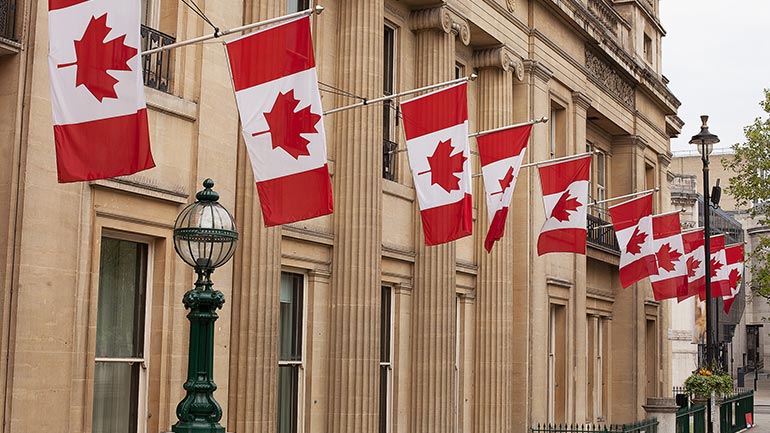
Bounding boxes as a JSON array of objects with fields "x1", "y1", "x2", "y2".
[
  {"x1": 410, "y1": 6, "x2": 470, "y2": 46},
  {"x1": 522, "y1": 59, "x2": 553, "y2": 83},
  {"x1": 572, "y1": 91, "x2": 593, "y2": 111},
  {"x1": 658, "y1": 152, "x2": 673, "y2": 168},
  {"x1": 473, "y1": 46, "x2": 525, "y2": 81},
  {"x1": 612, "y1": 134, "x2": 647, "y2": 150}
]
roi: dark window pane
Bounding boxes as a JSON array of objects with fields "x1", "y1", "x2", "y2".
[
  {"x1": 278, "y1": 365, "x2": 299, "y2": 433},
  {"x1": 96, "y1": 238, "x2": 147, "y2": 359},
  {"x1": 380, "y1": 286, "x2": 391, "y2": 362},
  {"x1": 379, "y1": 365, "x2": 389, "y2": 433},
  {"x1": 92, "y1": 361, "x2": 140, "y2": 433},
  {"x1": 287, "y1": 0, "x2": 309, "y2": 13},
  {"x1": 279, "y1": 273, "x2": 303, "y2": 361}
]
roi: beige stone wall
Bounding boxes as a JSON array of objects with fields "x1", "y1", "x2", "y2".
[
  {"x1": 670, "y1": 152, "x2": 742, "y2": 212},
  {"x1": 0, "y1": 0, "x2": 681, "y2": 431}
]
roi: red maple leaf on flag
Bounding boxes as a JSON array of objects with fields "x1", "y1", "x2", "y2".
[
  {"x1": 550, "y1": 191, "x2": 582, "y2": 222},
  {"x1": 426, "y1": 139, "x2": 467, "y2": 193},
  {"x1": 655, "y1": 243, "x2": 682, "y2": 272},
  {"x1": 261, "y1": 90, "x2": 321, "y2": 159},
  {"x1": 686, "y1": 256, "x2": 702, "y2": 278},
  {"x1": 57, "y1": 14, "x2": 137, "y2": 102},
  {"x1": 710, "y1": 258, "x2": 724, "y2": 277},
  {"x1": 491, "y1": 167, "x2": 515, "y2": 196},
  {"x1": 625, "y1": 227, "x2": 647, "y2": 255},
  {"x1": 728, "y1": 268, "x2": 742, "y2": 291}
]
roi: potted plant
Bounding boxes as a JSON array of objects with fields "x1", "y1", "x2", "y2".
[{"x1": 684, "y1": 367, "x2": 734, "y2": 402}]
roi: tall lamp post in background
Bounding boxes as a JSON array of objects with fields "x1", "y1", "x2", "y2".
[
  {"x1": 689, "y1": 115, "x2": 719, "y2": 433},
  {"x1": 172, "y1": 179, "x2": 238, "y2": 433}
]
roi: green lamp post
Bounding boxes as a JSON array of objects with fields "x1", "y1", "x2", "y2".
[{"x1": 172, "y1": 179, "x2": 238, "y2": 433}]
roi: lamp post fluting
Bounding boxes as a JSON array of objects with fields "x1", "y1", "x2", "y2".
[
  {"x1": 172, "y1": 179, "x2": 238, "y2": 433},
  {"x1": 689, "y1": 115, "x2": 719, "y2": 433}
]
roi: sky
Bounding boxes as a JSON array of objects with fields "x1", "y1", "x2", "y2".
[{"x1": 659, "y1": 0, "x2": 770, "y2": 153}]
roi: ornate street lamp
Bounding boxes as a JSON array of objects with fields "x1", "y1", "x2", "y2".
[
  {"x1": 172, "y1": 178, "x2": 238, "y2": 433},
  {"x1": 689, "y1": 115, "x2": 719, "y2": 433}
]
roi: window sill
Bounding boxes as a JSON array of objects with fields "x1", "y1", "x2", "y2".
[{"x1": 145, "y1": 87, "x2": 198, "y2": 122}]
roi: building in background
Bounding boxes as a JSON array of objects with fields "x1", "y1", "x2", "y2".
[{"x1": 0, "y1": 0, "x2": 681, "y2": 432}]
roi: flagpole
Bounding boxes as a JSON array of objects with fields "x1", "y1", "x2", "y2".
[
  {"x1": 323, "y1": 75, "x2": 477, "y2": 116},
  {"x1": 587, "y1": 188, "x2": 659, "y2": 207},
  {"x1": 141, "y1": 6, "x2": 323, "y2": 56},
  {"x1": 590, "y1": 207, "x2": 684, "y2": 230},
  {"x1": 471, "y1": 151, "x2": 594, "y2": 178},
  {"x1": 468, "y1": 117, "x2": 549, "y2": 138}
]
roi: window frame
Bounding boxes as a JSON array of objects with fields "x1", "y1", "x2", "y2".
[
  {"x1": 379, "y1": 285, "x2": 394, "y2": 433},
  {"x1": 278, "y1": 270, "x2": 307, "y2": 433},
  {"x1": 93, "y1": 230, "x2": 155, "y2": 433},
  {"x1": 382, "y1": 22, "x2": 399, "y2": 181}
]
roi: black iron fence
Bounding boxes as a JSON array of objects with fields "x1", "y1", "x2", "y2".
[
  {"x1": 140, "y1": 25, "x2": 175, "y2": 93},
  {"x1": 720, "y1": 391, "x2": 753, "y2": 433},
  {"x1": 0, "y1": 0, "x2": 16, "y2": 41},
  {"x1": 675, "y1": 403, "x2": 706, "y2": 433},
  {"x1": 587, "y1": 214, "x2": 620, "y2": 254},
  {"x1": 531, "y1": 419, "x2": 658, "y2": 433}
]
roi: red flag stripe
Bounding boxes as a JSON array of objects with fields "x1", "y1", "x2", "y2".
[
  {"x1": 53, "y1": 109, "x2": 154, "y2": 183},
  {"x1": 652, "y1": 212, "x2": 681, "y2": 238},
  {"x1": 725, "y1": 244, "x2": 744, "y2": 264},
  {"x1": 255, "y1": 165, "x2": 333, "y2": 226},
  {"x1": 419, "y1": 193, "x2": 472, "y2": 246},
  {"x1": 652, "y1": 276, "x2": 688, "y2": 301},
  {"x1": 401, "y1": 83, "x2": 468, "y2": 140},
  {"x1": 484, "y1": 206, "x2": 509, "y2": 252},
  {"x1": 537, "y1": 228, "x2": 586, "y2": 255},
  {"x1": 682, "y1": 230, "x2": 704, "y2": 253},
  {"x1": 619, "y1": 255, "x2": 658, "y2": 288},
  {"x1": 538, "y1": 155, "x2": 591, "y2": 195},
  {"x1": 49, "y1": 0, "x2": 90, "y2": 11},
  {"x1": 724, "y1": 297, "x2": 736, "y2": 315},
  {"x1": 226, "y1": 17, "x2": 315, "y2": 91},
  {"x1": 710, "y1": 234, "x2": 725, "y2": 253},
  {"x1": 609, "y1": 194, "x2": 652, "y2": 232},
  {"x1": 477, "y1": 125, "x2": 532, "y2": 166}
]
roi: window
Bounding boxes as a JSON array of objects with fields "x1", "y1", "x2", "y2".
[
  {"x1": 548, "y1": 304, "x2": 567, "y2": 424},
  {"x1": 0, "y1": 0, "x2": 17, "y2": 40},
  {"x1": 278, "y1": 272, "x2": 304, "y2": 433},
  {"x1": 586, "y1": 315, "x2": 608, "y2": 422},
  {"x1": 382, "y1": 24, "x2": 398, "y2": 181},
  {"x1": 455, "y1": 62, "x2": 464, "y2": 80},
  {"x1": 379, "y1": 286, "x2": 393, "y2": 433},
  {"x1": 93, "y1": 237, "x2": 150, "y2": 433},
  {"x1": 139, "y1": 0, "x2": 175, "y2": 93},
  {"x1": 646, "y1": 319, "x2": 658, "y2": 398},
  {"x1": 643, "y1": 34, "x2": 652, "y2": 64},
  {"x1": 288, "y1": 0, "x2": 310, "y2": 13},
  {"x1": 549, "y1": 103, "x2": 567, "y2": 159}
]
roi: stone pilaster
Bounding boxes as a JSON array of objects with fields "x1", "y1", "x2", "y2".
[
  {"x1": 409, "y1": 6, "x2": 467, "y2": 433},
  {"x1": 326, "y1": 1, "x2": 383, "y2": 432},
  {"x1": 226, "y1": 4, "x2": 283, "y2": 433},
  {"x1": 471, "y1": 56, "x2": 515, "y2": 433}
]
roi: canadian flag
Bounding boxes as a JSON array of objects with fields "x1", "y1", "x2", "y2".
[
  {"x1": 649, "y1": 212, "x2": 688, "y2": 301},
  {"x1": 477, "y1": 124, "x2": 532, "y2": 252},
  {"x1": 679, "y1": 229, "x2": 705, "y2": 302},
  {"x1": 225, "y1": 17, "x2": 333, "y2": 226},
  {"x1": 722, "y1": 244, "x2": 745, "y2": 314},
  {"x1": 609, "y1": 194, "x2": 657, "y2": 288},
  {"x1": 48, "y1": 0, "x2": 154, "y2": 183},
  {"x1": 401, "y1": 83, "x2": 472, "y2": 246},
  {"x1": 706, "y1": 234, "x2": 731, "y2": 298},
  {"x1": 537, "y1": 154, "x2": 591, "y2": 255}
]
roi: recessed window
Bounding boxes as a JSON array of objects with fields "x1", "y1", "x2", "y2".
[
  {"x1": 549, "y1": 103, "x2": 567, "y2": 159},
  {"x1": 287, "y1": 0, "x2": 310, "y2": 13},
  {"x1": 379, "y1": 286, "x2": 393, "y2": 433},
  {"x1": 278, "y1": 272, "x2": 304, "y2": 433},
  {"x1": 643, "y1": 34, "x2": 653, "y2": 64},
  {"x1": 383, "y1": 24, "x2": 398, "y2": 181},
  {"x1": 93, "y1": 237, "x2": 150, "y2": 433}
]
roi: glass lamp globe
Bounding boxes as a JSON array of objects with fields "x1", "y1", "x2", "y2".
[{"x1": 173, "y1": 179, "x2": 238, "y2": 271}]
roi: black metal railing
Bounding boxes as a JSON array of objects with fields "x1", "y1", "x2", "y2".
[
  {"x1": 531, "y1": 418, "x2": 658, "y2": 433},
  {"x1": 675, "y1": 403, "x2": 706, "y2": 433},
  {"x1": 383, "y1": 139, "x2": 398, "y2": 181},
  {"x1": 0, "y1": 0, "x2": 17, "y2": 41},
  {"x1": 720, "y1": 391, "x2": 754, "y2": 433},
  {"x1": 140, "y1": 25, "x2": 175, "y2": 93},
  {"x1": 587, "y1": 214, "x2": 620, "y2": 254}
]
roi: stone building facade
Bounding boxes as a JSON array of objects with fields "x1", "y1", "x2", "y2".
[{"x1": 0, "y1": 0, "x2": 681, "y2": 432}]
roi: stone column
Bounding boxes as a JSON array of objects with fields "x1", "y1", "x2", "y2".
[
  {"x1": 226, "y1": 3, "x2": 283, "y2": 433},
  {"x1": 326, "y1": 1, "x2": 383, "y2": 432},
  {"x1": 642, "y1": 397, "x2": 679, "y2": 433},
  {"x1": 409, "y1": 6, "x2": 469, "y2": 433},
  {"x1": 471, "y1": 46, "x2": 520, "y2": 433}
]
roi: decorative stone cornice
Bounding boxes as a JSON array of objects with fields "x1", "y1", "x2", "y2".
[
  {"x1": 571, "y1": 91, "x2": 593, "y2": 111},
  {"x1": 612, "y1": 134, "x2": 647, "y2": 150},
  {"x1": 522, "y1": 59, "x2": 553, "y2": 83},
  {"x1": 658, "y1": 151, "x2": 673, "y2": 168},
  {"x1": 472, "y1": 46, "x2": 525, "y2": 81},
  {"x1": 585, "y1": 49, "x2": 634, "y2": 109},
  {"x1": 410, "y1": 6, "x2": 471, "y2": 46}
]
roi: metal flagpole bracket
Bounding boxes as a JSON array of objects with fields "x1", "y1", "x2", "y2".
[
  {"x1": 141, "y1": 7, "x2": 318, "y2": 56},
  {"x1": 586, "y1": 187, "x2": 660, "y2": 208},
  {"x1": 471, "y1": 149, "x2": 592, "y2": 178},
  {"x1": 468, "y1": 116, "x2": 548, "y2": 138},
  {"x1": 324, "y1": 75, "x2": 476, "y2": 116}
]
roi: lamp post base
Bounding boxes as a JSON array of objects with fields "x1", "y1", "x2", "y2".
[{"x1": 171, "y1": 423, "x2": 225, "y2": 433}]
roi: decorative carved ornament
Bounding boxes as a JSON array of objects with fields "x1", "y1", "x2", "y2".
[
  {"x1": 506, "y1": 0, "x2": 515, "y2": 13},
  {"x1": 410, "y1": 6, "x2": 471, "y2": 46},
  {"x1": 472, "y1": 46, "x2": 524, "y2": 81},
  {"x1": 585, "y1": 49, "x2": 634, "y2": 109}
]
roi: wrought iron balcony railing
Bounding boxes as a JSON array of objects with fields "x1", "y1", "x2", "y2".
[
  {"x1": 140, "y1": 25, "x2": 175, "y2": 93},
  {"x1": 587, "y1": 214, "x2": 620, "y2": 255},
  {"x1": 0, "y1": 0, "x2": 17, "y2": 41},
  {"x1": 382, "y1": 139, "x2": 398, "y2": 181}
]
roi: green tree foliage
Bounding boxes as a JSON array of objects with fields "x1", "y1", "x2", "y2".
[{"x1": 723, "y1": 89, "x2": 770, "y2": 299}]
